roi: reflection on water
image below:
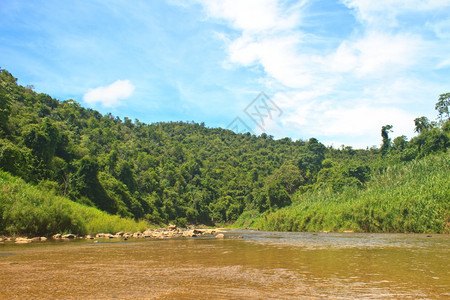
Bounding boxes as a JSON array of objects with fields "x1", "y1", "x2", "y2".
[{"x1": 0, "y1": 230, "x2": 449, "y2": 299}]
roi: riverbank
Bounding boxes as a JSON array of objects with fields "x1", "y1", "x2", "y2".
[
  {"x1": 2, "y1": 153, "x2": 449, "y2": 237},
  {"x1": 0, "y1": 171, "x2": 151, "y2": 237},
  {"x1": 236, "y1": 153, "x2": 450, "y2": 234}
]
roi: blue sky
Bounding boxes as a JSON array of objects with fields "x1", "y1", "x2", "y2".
[{"x1": 1, "y1": 0, "x2": 449, "y2": 148}]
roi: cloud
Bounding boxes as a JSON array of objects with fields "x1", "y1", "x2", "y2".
[
  {"x1": 198, "y1": 0, "x2": 303, "y2": 33},
  {"x1": 328, "y1": 31, "x2": 424, "y2": 77},
  {"x1": 83, "y1": 80, "x2": 135, "y2": 107},
  {"x1": 228, "y1": 33, "x2": 321, "y2": 88},
  {"x1": 190, "y1": 0, "x2": 448, "y2": 147},
  {"x1": 280, "y1": 99, "x2": 415, "y2": 148},
  {"x1": 342, "y1": 0, "x2": 450, "y2": 27},
  {"x1": 205, "y1": 1, "x2": 426, "y2": 89}
]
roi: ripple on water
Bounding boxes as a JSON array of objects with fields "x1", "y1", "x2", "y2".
[
  {"x1": 0, "y1": 252, "x2": 15, "y2": 258},
  {"x1": 0, "y1": 230, "x2": 448, "y2": 299}
]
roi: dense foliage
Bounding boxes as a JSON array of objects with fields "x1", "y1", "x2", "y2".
[
  {"x1": 0, "y1": 171, "x2": 149, "y2": 236},
  {"x1": 239, "y1": 153, "x2": 449, "y2": 233},
  {"x1": 0, "y1": 68, "x2": 449, "y2": 234}
]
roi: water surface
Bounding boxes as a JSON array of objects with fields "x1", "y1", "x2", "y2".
[{"x1": 1, "y1": 230, "x2": 448, "y2": 299}]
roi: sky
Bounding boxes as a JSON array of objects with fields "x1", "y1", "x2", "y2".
[{"x1": 1, "y1": 0, "x2": 449, "y2": 148}]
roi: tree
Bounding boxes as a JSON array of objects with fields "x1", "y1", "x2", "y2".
[
  {"x1": 118, "y1": 161, "x2": 137, "y2": 192},
  {"x1": 0, "y1": 139, "x2": 33, "y2": 179},
  {"x1": 392, "y1": 135, "x2": 408, "y2": 151},
  {"x1": 105, "y1": 150, "x2": 118, "y2": 175},
  {"x1": 414, "y1": 116, "x2": 431, "y2": 134},
  {"x1": 23, "y1": 118, "x2": 60, "y2": 166},
  {"x1": 269, "y1": 164, "x2": 304, "y2": 194},
  {"x1": 72, "y1": 157, "x2": 115, "y2": 213},
  {"x1": 297, "y1": 138, "x2": 327, "y2": 177},
  {"x1": 0, "y1": 70, "x2": 12, "y2": 133},
  {"x1": 0, "y1": 89, "x2": 10, "y2": 132},
  {"x1": 266, "y1": 181, "x2": 291, "y2": 209},
  {"x1": 435, "y1": 93, "x2": 449, "y2": 122},
  {"x1": 380, "y1": 125, "x2": 393, "y2": 155}
]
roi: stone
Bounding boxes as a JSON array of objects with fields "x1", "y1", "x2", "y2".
[
  {"x1": 30, "y1": 237, "x2": 47, "y2": 242},
  {"x1": 193, "y1": 229, "x2": 204, "y2": 235},
  {"x1": 215, "y1": 233, "x2": 224, "y2": 239},
  {"x1": 52, "y1": 234, "x2": 62, "y2": 239},
  {"x1": 132, "y1": 232, "x2": 143, "y2": 238},
  {"x1": 61, "y1": 234, "x2": 76, "y2": 239},
  {"x1": 96, "y1": 233, "x2": 113, "y2": 238},
  {"x1": 143, "y1": 229, "x2": 153, "y2": 238},
  {"x1": 15, "y1": 237, "x2": 32, "y2": 244},
  {"x1": 168, "y1": 231, "x2": 182, "y2": 238},
  {"x1": 152, "y1": 231, "x2": 164, "y2": 238},
  {"x1": 182, "y1": 230, "x2": 196, "y2": 237}
]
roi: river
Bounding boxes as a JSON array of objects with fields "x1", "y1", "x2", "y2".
[{"x1": 0, "y1": 230, "x2": 449, "y2": 299}]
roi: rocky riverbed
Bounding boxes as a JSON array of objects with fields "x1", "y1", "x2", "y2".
[{"x1": 0, "y1": 225, "x2": 231, "y2": 244}]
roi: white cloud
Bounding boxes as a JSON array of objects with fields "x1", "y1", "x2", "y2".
[
  {"x1": 342, "y1": 0, "x2": 450, "y2": 27},
  {"x1": 191, "y1": 0, "x2": 448, "y2": 147},
  {"x1": 275, "y1": 91, "x2": 412, "y2": 136},
  {"x1": 280, "y1": 100, "x2": 415, "y2": 148},
  {"x1": 318, "y1": 105, "x2": 414, "y2": 137},
  {"x1": 83, "y1": 80, "x2": 135, "y2": 107},
  {"x1": 328, "y1": 31, "x2": 424, "y2": 77},
  {"x1": 228, "y1": 33, "x2": 321, "y2": 88},
  {"x1": 207, "y1": 1, "x2": 426, "y2": 89},
  {"x1": 198, "y1": 0, "x2": 303, "y2": 33}
]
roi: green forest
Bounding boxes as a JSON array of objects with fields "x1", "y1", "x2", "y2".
[{"x1": 0, "y1": 68, "x2": 449, "y2": 236}]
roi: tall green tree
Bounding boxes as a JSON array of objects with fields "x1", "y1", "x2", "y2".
[
  {"x1": 414, "y1": 116, "x2": 431, "y2": 134},
  {"x1": 23, "y1": 118, "x2": 60, "y2": 165},
  {"x1": 435, "y1": 93, "x2": 449, "y2": 122},
  {"x1": 0, "y1": 69, "x2": 12, "y2": 133},
  {"x1": 297, "y1": 138, "x2": 327, "y2": 180},
  {"x1": 380, "y1": 125, "x2": 393, "y2": 155}
]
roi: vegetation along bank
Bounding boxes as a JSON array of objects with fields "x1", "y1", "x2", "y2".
[{"x1": 1, "y1": 68, "x2": 449, "y2": 236}]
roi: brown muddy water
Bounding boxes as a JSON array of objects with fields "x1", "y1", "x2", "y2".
[{"x1": 0, "y1": 230, "x2": 449, "y2": 299}]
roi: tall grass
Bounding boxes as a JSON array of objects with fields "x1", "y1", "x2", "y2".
[
  {"x1": 250, "y1": 153, "x2": 449, "y2": 233},
  {"x1": 0, "y1": 171, "x2": 150, "y2": 236},
  {"x1": 232, "y1": 209, "x2": 261, "y2": 229}
]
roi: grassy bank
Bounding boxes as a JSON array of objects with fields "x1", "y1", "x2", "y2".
[
  {"x1": 236, "y1": 153, "x2": 449, "y2": 233},
  {"x1": 0, "y1": 171, "x2": 150, "y2": 237}
]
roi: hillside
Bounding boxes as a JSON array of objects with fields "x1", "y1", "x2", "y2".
[
  {"x1": 239, "y1": 152, "x2": 449, "y2": 233},
  {"x1": 1, "y1": 68, "x2": 449, "y2": 234},
  {"x1": 0, "y1": 171, "x2": 149, "y2": 236}
]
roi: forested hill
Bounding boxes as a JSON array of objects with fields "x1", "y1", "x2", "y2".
[{"x1": 1, "y1": 68, "x2": 449, "y2": 229}]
